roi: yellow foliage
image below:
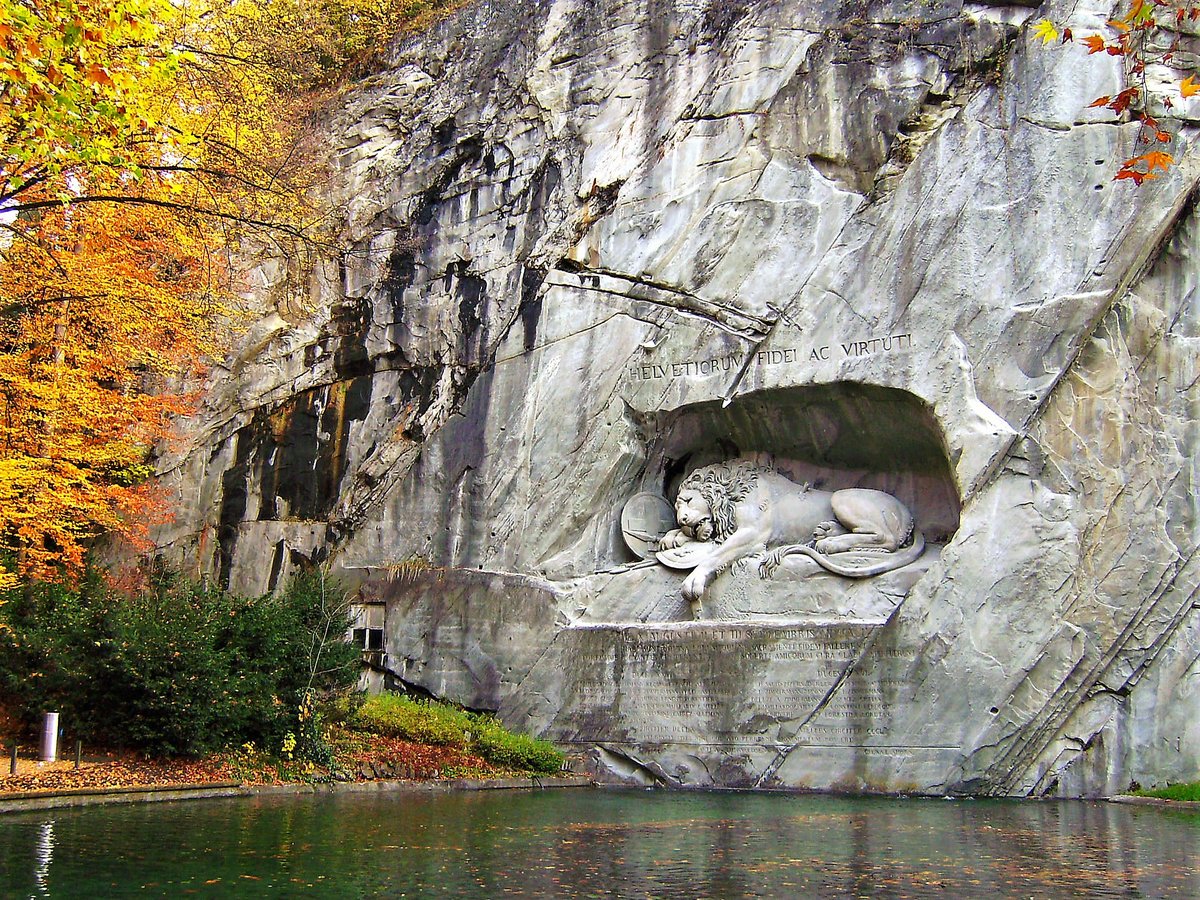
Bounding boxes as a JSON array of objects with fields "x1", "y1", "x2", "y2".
[
  {"x1": 0, "y1": 0, "x2": 470, "y2": 586},
  {"x1": 0, "y1": 0, "x2": 183, "y2": 190},
  {"x1": 0, "y1": 202, "x2": 224, "y2": 582},
  {"x1": 1032, "y1": 19, "x2": 1059, "y2": 45}
]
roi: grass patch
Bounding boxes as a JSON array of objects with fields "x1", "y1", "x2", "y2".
[
  {"x1": 1133, "y1": 781, "x2": 1200, "y2": 802},
  {"x1": 344, "y1": 693, "x2": 565, "y2": 775},
  {"x1": 346, "y1": 692, "x2": 472, "y2": 746},
  {"x1": 471, "y1": 717, "x2": 566, "y2": 774}
]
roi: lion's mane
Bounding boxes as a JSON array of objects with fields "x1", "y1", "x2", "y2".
[{"x1": 679, "y1": 461, "x2": 765, "y2": 544}]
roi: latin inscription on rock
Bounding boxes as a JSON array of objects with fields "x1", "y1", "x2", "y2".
[{"x1": 627, "y1": 333, "x2": 914, "y2": 382}]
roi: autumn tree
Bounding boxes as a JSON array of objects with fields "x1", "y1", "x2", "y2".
[
  {"x1": 0, "y1": 0, "x2": 466, "y2": 588},
  {"x1": 0, "y1": 202, "x2": 225, "y2": 584}
]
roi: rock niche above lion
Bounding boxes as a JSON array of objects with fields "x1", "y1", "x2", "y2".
[{"x1": 572, "y1": 384, "x2": 961, "y2": 625}]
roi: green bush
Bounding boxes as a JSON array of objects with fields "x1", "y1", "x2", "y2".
[
  {"x1": 348, "y1": 692, "x2": 565, "y2": 774},
  {"x1": 349, "y1": 693, "x2": 471, "y2": 746},
  {"x1": 1133, "y1": 781, "x2": 1200, "y2": 802},
  {"x1": 471, "y1": 716, "x2": 564, "y2": 774},
  {"x1": 0, "y1": 567, "x2": 360, "y2": 757}
]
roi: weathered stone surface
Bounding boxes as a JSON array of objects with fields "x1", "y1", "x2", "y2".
[
  {"x1": 155, "y1": 0, "x2": 1200, "y2": 795},
  {"x1": 355, "y1": 568, "x2": 565, "y2": 711}
]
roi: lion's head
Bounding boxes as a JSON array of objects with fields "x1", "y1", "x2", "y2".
[
  {"x1": 672, "y1": 488, "x2": 716, "y2": 542},
  {"x1": 673, "y1": 461, "x2": 762, "y2": 544}
]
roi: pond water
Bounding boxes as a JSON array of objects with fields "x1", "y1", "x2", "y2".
[{"x1": 0, "y1": 789, "x2": 1197, "y2": 898}]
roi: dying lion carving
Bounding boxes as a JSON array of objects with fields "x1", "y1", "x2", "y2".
[{"x1": 657, "y1": 460, "x2": 925, "y2": 602}]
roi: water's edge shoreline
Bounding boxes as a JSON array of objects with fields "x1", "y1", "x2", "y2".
[
  {"x1": 1108, "y1": 794, "x2": 1200, "y2": 810},
  {"x1": 0, "y1": 776, "x2": 595, "y2": 813},
  {"x1": 6, "y1": 783, "x2": 1200, "y2": 815}
]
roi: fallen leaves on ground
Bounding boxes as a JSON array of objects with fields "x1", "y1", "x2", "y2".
[
  {"x1": 0, "y1": 753, "x2": 238, "y2": 794},
  {"x1": 0, "y1": 728, "x2": 514, "y2": 796},
  {"x1": 331, "y1": 729, "x2": 503, "y2": 780}
]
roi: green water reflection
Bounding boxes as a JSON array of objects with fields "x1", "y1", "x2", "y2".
[{"x1": 0, "y1": 789, "x2": 1197, "y2": 897}]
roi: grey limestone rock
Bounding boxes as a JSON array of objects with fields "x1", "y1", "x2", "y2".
[{"x1": 154, "y1": 0, "x2": 1200, "y2": 795}]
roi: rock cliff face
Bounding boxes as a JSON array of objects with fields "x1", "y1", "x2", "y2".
[{"x1": 155, "y1": 0, "x2": 1200, "y2": 795}]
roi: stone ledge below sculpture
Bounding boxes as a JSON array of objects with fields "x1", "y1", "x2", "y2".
[
  {"x1": 574, "y1": 550, "x2": 941, "y2": 624},
  {"x1": 353, "y1": 567, "x2": 566, "y2": 713}
]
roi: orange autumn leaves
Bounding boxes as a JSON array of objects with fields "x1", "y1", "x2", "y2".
[
  {"x1": 0, "y1": 1, "x2": 468, "y2": 590},
  {"x1": 0, "y1": 2, "x2": 458, "y2": 588},
  {"x1": 0, "y1": 0, "x2": 318, "y2": 590},
  {"x1": 1037, "y1": 0, "x2": 1200, "y2": 184},
  {"x1": 0, "y1": 202, "x2": 225, "y2": 586},
  {"x1": 0, "y1": 0, "x2": 220, "y2": 589}
]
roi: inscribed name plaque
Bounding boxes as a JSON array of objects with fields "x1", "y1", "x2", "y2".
[{"x1": 508, "y1": 620, "x2": 955, "y2": 790}]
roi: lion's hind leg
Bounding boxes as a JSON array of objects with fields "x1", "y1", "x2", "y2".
[
  {"x1": 811, "y1": 520, "x2": 847, "y2": 543},
  {"x1": 814, "y1": 489, "x2": 913, "y2": 555}
]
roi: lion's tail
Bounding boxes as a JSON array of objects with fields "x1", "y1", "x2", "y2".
[{"x1": 778, "y1": 531, "x2": 926, "y2": 578}]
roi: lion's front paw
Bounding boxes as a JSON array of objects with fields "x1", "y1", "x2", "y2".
[
  {"x1": 758, "y1": 549, "x2": 785, "y2": 579},
  {"x1": 682, "y1": 569, "x2": 709, "y2": 602},
  {"x1": 658, "y1": 529, "x2": 689, "y2": 550}
]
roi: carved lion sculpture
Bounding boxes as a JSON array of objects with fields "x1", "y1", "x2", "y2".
[{"x1": 657, "y1": 459, "x2": 925, "y2": 602}]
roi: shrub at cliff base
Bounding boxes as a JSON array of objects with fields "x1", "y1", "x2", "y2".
[
  {"x1": 346, "y1": 691, "x2": 470, "y2": 746},
  {"x1": 0, "y1": 568, "x2": 360, "y2": 757},
  {"x1": 470, "y1": 717, "x2": 565, "y2": 774},
  {"x1": 1134, "y1": 782, "x2": 1200, "y2": 802},
  {"x1": 347, "y1": 692, "x2": 565, "y2": 775}
]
